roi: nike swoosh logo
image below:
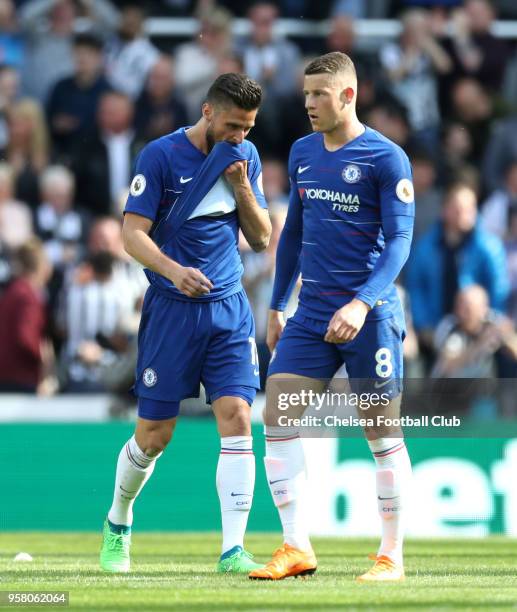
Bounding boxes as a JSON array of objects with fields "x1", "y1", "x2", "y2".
[
  {"x1": 231, "y1": 492, "x2": 251, "y2": 497},
  {"x1": 378, "y1": 495, "x2": 399, "y2": 500},
  {"x1": 374, "y1": 379, "x2": 391, "y2": 389},
  {"x1": 179, "y1": 176, "x2": 193, "y2": 184},
  {"x1": 269, "y1": 478, "x2": 288, "y2": 485},
  {"x1": 298, "y1": 165, "x2": 310, "y2": 174}
]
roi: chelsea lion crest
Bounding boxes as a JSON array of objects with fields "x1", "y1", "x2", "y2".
[
  {"x1": 342, "y1": 164, "x2": 362, "y2": 184},
  {"x1": 143, "y1": 368, "x2": 157, "y2": 387}
]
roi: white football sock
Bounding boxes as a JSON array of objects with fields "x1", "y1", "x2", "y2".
[
  {"x1": 107, "y1": 435, "x2": 161, "y2": 527},
  {"x1": 216, "y1": 436, "x2": 255, "y2": 555},
  {"x1": 368, "y1": 437, "x2": 412, "y2": 565},
  {"x1": 264, "y1": 426, "x2": 311, "y2": 551}
]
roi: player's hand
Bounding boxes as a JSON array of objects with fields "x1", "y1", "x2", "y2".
[
  {"x1": 267, "y1": 309, "x2": 286, "y2": 352},
  {"x1": 325, "y1": 299, "x2": 370, "y2": 344},
  {"x1": 224, "y1": 160, "x2": 249, "y2": 190},
  {"x1": 169, "y1": 265, "x2": 213, "y2": 298}
]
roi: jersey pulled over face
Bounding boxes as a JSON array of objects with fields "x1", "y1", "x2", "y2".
[
  {"x1": 124, "y1": 127, "x2": 266, "y2": 300},
  {"x1": 289, "y1": 126, "x2": 415, "y2": 320}
]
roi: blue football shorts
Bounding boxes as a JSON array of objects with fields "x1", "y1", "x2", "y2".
[
  {"x1": 268, "y1": 310, "x2": 405, "y2": 398},
  {"x1": 134, "y1": 286, "x2": 260, "y2": 420}
]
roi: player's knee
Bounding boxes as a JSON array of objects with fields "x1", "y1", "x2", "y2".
[
  {"x1": 229, "y1": 404, "x2": 251, "y2": 434},
  {"x1": 138, "y1": 421, "x2": 176, "y2": 455},
  {"x1": 219, "y1": 402, "x2": 251, "y2": 435}
]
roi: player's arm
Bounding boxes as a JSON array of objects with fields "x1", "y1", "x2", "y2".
[
  {"x1": 122, "y1": 214, "x2": 212, "y2": 298},
  {"x1": 326, "y1": 151, "x2": 415, "y2": 344},
  {"x1": 225, "y1": 160, "x2": 271, "y2": 252},
  {"x1": 123, "y1": 142, "x2": 212, "y2": 298},
  {"x1": 267, "y1": 153, "x2": 303, "y2": 351}
]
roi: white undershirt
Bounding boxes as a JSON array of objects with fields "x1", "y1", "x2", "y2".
[{"x1": 187, "y1": 176, "x2": 237, "y2": 220}]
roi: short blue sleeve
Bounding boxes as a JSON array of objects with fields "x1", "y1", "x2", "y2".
[
  {"x1": 124, "y1": 141, "x2": 166, "y2": 222},
  {"x1": 377, "y1": 146, "x2": 415, "y2": 218},
  {"x1": 247, "y1": 143, "x2": 267, "y2": 209}
]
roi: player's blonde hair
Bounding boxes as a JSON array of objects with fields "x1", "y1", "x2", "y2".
[{"x1": 304, "y1": 51, "x2": 356, "y2": 80}]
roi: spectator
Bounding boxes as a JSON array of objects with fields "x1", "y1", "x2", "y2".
[
  {"x1": 236, "y1": 2, "x2": 301, "y2": 100},
  {"x1": 449, "y1": 77, "x2": 493, "y2": 167},
  {"x1": 47, "y1": 32, "x2": 110, "y2": 159},
  {"x1": 272, "y1": 64, "x2": 312, "y2": 161},
  {"x1": 379, "y1": 8, "x2": 451, "y2": 149},
  {"x1": 0, "y1": 0, "x2": 24, "y2": 69},
  {"x1": 86, "y1": 215, "x2": 147, "y2": 308},
  {"x1": 0, "y1": 161, "x2": 32, "y2": 250},
  {"x1": 366, "y1": 102, "x2": 412, "y2": 149},
  {"x1": 480, "y1": 160, "x2": 517, "y2": 240},
  {"x1": 410, "y1": 148, "x2": 443, "y2": 240},
  {"x1": 134, "y1": 54, "x2": 188, "y2": 145},
  {"x1": 407, "y1": 182, "x2": 509, "y2": 348},
  {"x1": 431, "y1": 284, "x2": 517, "y2": 415},
  {"x1": 0, "y1": 64, "x2": 20, "y2": 150},
  {"x1": 58, "y1": 250, "x2": 121, "y2": 391},
  {"x1": 482, "y1": 117, "x2": 517, "y2": 193},
  {"x1": 57, "y1": 217, "x2": 145, "y2": 392},
  {"x1": 72, "y1": 90, "x2": 139, "y2": 216},
  {"x1": 20, "y1": 0, "x2": 118, "y2": 103},
  {"x1": 0, "y1": 238, "x2": 52, "y2": 393},
  {"x1": 325, "y1": 14, "x2": 356, "y2": 56},
  {"x1": 105, "y1": 3, "x2": 159, "y2": 100},
  {"x1": 1, "y1": 97, "x2": 49, "y2": 208},
  {"x1": 34, "y1": 165, "x2": 88, "y2": 269},
  {"x1": 439, "y1": 121, "x2": 477, "y2": 187},
  {"x1": 324, "y1": 14, "x2": 378, "y2": 79},
  {"x1": 440, "y1": 0, "x2": 511, "y2": 109},
  {"x1": 431, "y1": 284, "x2": 517, "y2": 378},
  {"x1": 261, "y1": 158, "x2": 289, "y2": 205},
  {"x1": 216, "y1": 50, "x2": 245, "y2": 76},
  {"x1": 174, "y1": 7, "x2": 234, "y2": 122}
]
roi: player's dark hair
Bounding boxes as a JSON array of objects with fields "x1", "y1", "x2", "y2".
[
  {"x1": 304, "y1": 52, "x2": 356, "y2": 79},
  {"x1": 206, "y1": 73, "x2": 262, "y2": 111}
]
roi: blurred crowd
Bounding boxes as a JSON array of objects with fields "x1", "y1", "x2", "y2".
[{"x1": 1, "y1": 0, "x2": 517, "y2": 417}]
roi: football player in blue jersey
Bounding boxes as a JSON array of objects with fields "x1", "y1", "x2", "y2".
[
  {"x1": 249, "y1": 52, "x2": 414, "y2": 582},
  {"x1": 100, "y1": 74, "x2": 272, "y2": 574}
]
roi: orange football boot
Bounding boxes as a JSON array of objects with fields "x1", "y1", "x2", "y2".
[
  {"x1": 249, "y1": 543, "x2": 317, "y2": 580},
  {"x1": 356, "y1": 554, "x2": 405, "y2": 583}
]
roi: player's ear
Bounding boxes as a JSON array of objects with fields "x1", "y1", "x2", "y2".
[
  {"x1": 202, "y1": 102, "x2": 213, "y2": 122},
  {"x1": 343, "y1": 87, "x2": 355, "y2": 105}
]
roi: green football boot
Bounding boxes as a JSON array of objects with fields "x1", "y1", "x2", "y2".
[
  {"x1": 100, "y1": 519, "x2": 131, "y2": 573},
  {"x1": 216, "y1": 545, "x2": 264, "y2": 574}
]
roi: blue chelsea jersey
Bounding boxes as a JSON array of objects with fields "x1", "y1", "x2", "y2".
[
  {"x1": 289, "y1": 126, "x2": 415, "y2": 320},
  {"x1": 124, "y1": 127, "x2": 267, "y2": 301}
]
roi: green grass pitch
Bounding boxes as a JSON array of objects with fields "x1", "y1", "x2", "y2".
[{"x1": 1, "y1": 533, "x2": 516, "y2": 611}]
